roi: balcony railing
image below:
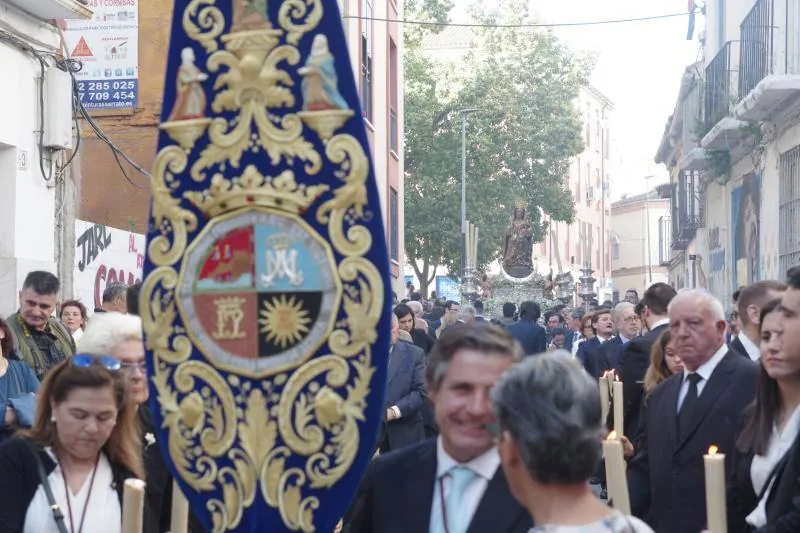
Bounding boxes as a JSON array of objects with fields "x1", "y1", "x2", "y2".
[
  {"x1": 740, "y1": 0, "x2": 800, "y2": 97},
  {"x1": 705, "y1": 41, "x2": 740, "y2": 128},
  {"x1": 670, "y1": 172, "x2": 702, "y2": 250}
]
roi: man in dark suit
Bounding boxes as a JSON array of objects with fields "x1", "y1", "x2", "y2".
[
  {"x1": 347, "y1": 323, "x2": 532, "y2": 533},
  {"x1": 618, "y1": 282, "x2": 676, "y2": 439},
  {"x1": 506, "y1": 301, "x2": 547, "y2": 356},
  {"x1": 576, "y1": 307, "x2": 614, "y2": 379},
  {"x1": 598, "y1": 302, "x2": 640, "y2": 375},
  {"x1": 379, "y1": 313, "x2": 428, "y2": 453},
  {"x1": 628, "y1": 289, "x2": 757, "y2": 533},
  {"x1": 728, "y1": 280, "x2": 786, "y2": 360}
]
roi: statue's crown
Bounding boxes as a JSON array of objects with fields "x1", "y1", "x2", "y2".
[
  {"x1": 185, "y1": 166, "x2": 329, "y2": 218},
  {"x1": 514, "y1": 199, "x2": 526, "y2": 209}
]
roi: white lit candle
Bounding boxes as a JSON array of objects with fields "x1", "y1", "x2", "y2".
[
  {"x1": 122, "y1": 478, "x2": 146, "y2": 533},
  {"x1": 602, "y1": 431, "x2": 631, "y2": 515},
  {"x1": 613, "y1": 377, "x2": 624, "y2": 437},
  {"x1": 599, "y1": 375, "x2": 610, "y2": 424},
  {"x1": 170, "y1": 480, "x2": 189, "y2": 533},
  {"x1": 704, "y1": 445, "x2": 727, "y2": 533}
]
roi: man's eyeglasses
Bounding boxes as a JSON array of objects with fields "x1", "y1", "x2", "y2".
[{"x1": 72, "y1": 354, "x2": 121, "y2": 371}]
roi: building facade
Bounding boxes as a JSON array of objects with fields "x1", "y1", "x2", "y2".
[
  {"x1": 656, "y1": 0, "x2": 800, "y2": 302},
  {"x1": 538, "y1": 86, "x2": 615, "y2": 303},
  {"x1": 75, "y1": 0, "x2": 407, "y2": 298},
  {"x1": 0, "y1": 0, "x2": 91, "y2": 317},
  {"x1": 610, "y1": 190, "x2": 671, "y2": 298}
]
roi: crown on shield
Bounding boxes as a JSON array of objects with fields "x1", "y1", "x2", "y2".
[{"x1": 185, "y1": 165, "x2": 330, "y2": 218}]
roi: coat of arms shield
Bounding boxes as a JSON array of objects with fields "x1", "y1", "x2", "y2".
[{"x1": 140, "y1": 1, "x2": 392, "y2": 531}]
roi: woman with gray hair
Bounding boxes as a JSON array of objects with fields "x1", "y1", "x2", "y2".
[
  {"x1": 491, "y1": 351, "x2": 653, "y2": 532},
  {"x1": 79, "y1": 313, "x2": 203, "y2": 533}
]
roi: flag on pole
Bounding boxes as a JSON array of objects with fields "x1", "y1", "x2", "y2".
[{"x1": 687, "y1": 0, "x2": 697, "y2": 40}]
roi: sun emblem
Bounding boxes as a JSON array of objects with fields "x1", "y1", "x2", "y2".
[{"x1": 259, "y1": 294, "x2": 312, "y2": 349}]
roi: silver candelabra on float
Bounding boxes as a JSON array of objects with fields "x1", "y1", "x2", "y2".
[
  {"x1": 461, "y1": 220, "x2": 480, "y2": 304},
  {"x1": 579, "y1": 263, "x2": 597, "y2": 312}
]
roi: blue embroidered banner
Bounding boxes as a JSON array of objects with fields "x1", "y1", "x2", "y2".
[{"x1": 141, "y1": 2, "x2": 391, "y2": 531}]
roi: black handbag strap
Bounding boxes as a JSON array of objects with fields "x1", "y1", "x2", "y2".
[{"x1": 25, "y1": 440, "x2": 69, "y2": 533}]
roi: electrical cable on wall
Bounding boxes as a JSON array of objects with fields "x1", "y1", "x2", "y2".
[{"x1": 0, "y1": 27, "x2": 151, "y2": 189}]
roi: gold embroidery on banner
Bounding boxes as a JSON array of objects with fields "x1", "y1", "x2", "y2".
[
  {"x1": 184, "y1": 0, "x2": 225, "y2": 53},
  {"x1": 184, "y1": 165, "x2": 329, "y2": 218},
  {"x1": 141, "y1": 1, "x2": 382, "y2": 530},
  {"x1": 190, "y1": 29, "x2": 322, "y2": 182},
  {"x1": 316, "y1": 135, "x2": 372, "y2": 258},
  {"x1": 149, "y1": 147, "x2": 199, "y2": 267},
  {"x1": 278, "y1": 0, "x2": 323, "y2": 45},
  {"x1": 213, "y1": 297, "x2": 247, "y2": 340}
]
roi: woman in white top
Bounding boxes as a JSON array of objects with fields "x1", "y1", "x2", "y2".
[
  {"x1": 59, "y1": 300, "x2": 88, "y2": 346},
  {"x1": 0, "y1": 353, "x2": 143, "y2": 533},
  {"x1": 727, "y1": 297, "x2": 800, "y2": 533},
  {"x1": 490, "y1": 351, "x2": 653, "y2": 532}
]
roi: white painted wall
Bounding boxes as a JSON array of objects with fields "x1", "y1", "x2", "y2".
[{"x1": 0, "y1": 3, "x2": 66, "y2": 317}]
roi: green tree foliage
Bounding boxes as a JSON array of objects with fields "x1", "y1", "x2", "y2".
[{"x1": 404, "y1": 0, "x2": 590, "y2": 294}]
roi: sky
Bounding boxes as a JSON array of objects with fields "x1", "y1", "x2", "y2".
[{"x1": 451, "y1": 0, "x2": 702, "y2": 200}]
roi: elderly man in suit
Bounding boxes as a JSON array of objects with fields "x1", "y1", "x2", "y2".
[
  {"x1": 348, "y1": 323, "x2": 533, "y2": 533},
  {"x1": 598, "y1": 302, "x2": 640, "y2": 376},
  {"x1": 619, "y1": 282, "x2": 676, "y2": 438},
  {"x1": 379, "y1": 313, "x2": 428, "y2": 453},
  {"x1": 507, "y1": 301, "x2": 546, "y2": 356},
  {"x1": 628, "y1": 289, "x2": 757, "y2": 533}
]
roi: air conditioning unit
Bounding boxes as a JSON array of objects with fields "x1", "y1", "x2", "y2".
[{"x1": 586, "y1": 187, "x2": 596, "y2": 202}]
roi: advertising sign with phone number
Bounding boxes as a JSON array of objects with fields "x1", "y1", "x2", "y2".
[{"x1": 61, "y1": 0, "x2": 139, "y2": 110}]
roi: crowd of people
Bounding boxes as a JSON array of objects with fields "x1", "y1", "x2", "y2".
[
  {"x1": 3, "y1": 267, "x2": 800, "y2": 533},
  {"x1": 0, "y1": 271, "x2": 200, "y2": 533},
  {"x1": 345, "y1": 275, "x2": 800, "y2": 532}
]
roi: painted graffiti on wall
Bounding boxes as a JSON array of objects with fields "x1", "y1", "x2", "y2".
[
  {"x1": 731, "y1": 173, "x2": 761, "y2": 289},
  {"x1": 74, "y1": 220, "x2": 145, "y2": 311}
]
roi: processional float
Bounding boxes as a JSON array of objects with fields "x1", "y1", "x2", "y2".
[{"x1": 137, "y1": 1, "x2": 392, "y2": 531}]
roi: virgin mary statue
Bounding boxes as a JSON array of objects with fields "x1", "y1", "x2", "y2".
[{"x1": 502, "y1": 204, "x2": 534, "y2": 278}]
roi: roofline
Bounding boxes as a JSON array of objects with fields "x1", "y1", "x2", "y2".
[{"x1": 584, "y1": 84, "x2": 615, "y2": 111}]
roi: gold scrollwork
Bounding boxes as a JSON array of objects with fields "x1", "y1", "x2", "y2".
[
  {"x1": 188, "y1": 32, "x2": 322, "y2": 182},
  {"x1": 184, "y1": 0, "x2": 225, "y2": 53},
  {"x1": 278, "y1": 0, "x2": 324, "y2": 45},
  {"x1": 278, "y1": 356, "x2": 349, "y2": 457},
  {"x1": 317, "y1": 135, "x2": 371, "y2": 257},
  {"x1": 150, "y1": 146, "x2": 199, "y2": 267},
  {"x1": 328, "y1": 258, "x2": 383, "y2": 358}
]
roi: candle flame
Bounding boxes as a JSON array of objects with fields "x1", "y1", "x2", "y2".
[
  {"x1": 603, "y1": 369, "x2": 614, "y2": 379},
  {"x1": 615, "y1": 374, "x2": 620, "y2": 382},
  {"x1": 607, "y1": 431, "x2": 617, "y2": 440},
  {"x1": 708, "y1": 445, "x2": 719, "y2": 456}
]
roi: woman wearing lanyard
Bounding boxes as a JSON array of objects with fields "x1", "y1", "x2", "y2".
[{"x1": 0, "y1": 354, "x2": 143, "y2": 533}]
